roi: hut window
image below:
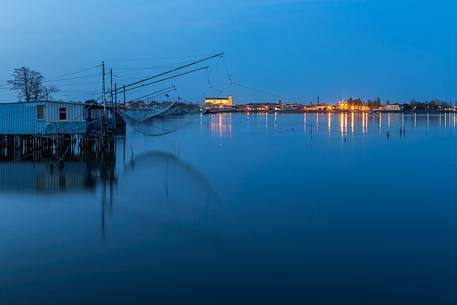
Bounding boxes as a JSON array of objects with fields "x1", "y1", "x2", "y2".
[
  {"x1": 59, "y1": 107, "x2": 67, "y2": 120},
  {"x1": 36, "y1": 105, "x2": 45, "y2": 120}
]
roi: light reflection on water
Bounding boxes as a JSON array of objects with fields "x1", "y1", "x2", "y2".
[
  {"x1": 1, "y1": 112, "x2": 457, "y2": 305},
  {"x1": 209, "y1": 113, "x2": 232, "y2": 138}
]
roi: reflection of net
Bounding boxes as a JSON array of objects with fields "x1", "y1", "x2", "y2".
[{"x1": 118, "y1": 103, "x2": 196, "y2": 136}]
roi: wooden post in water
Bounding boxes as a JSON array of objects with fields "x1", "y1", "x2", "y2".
[{"x1": 13, "y1": 135, "x2": 16, "y2": 161}]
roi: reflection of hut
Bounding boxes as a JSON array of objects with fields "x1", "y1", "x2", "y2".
[{"x1": 0, "y1": 161, "x2": 110, "y2": 193}]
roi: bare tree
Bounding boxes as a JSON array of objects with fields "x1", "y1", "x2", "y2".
[
  {"x1": 30, "y1": 71, "x2": 44, "y2": 102},
  {"x1": 7, "y1": 67, "x2": 34, "y2": 102},
  {"x1": 41, "y1": 85, "x2": 59, "y2": 101},
  {"x1": 7, "y1": 67, "x2": 58, "y2": 102}
]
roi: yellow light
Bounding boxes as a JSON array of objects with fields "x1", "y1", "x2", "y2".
[{"x1": 351, "y1": 112, "x2": 355, "y2": 134}]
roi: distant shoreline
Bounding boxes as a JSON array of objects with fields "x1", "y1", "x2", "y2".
[{"x1": 203, "y1": 109, "x2": 457, "y2": 114}]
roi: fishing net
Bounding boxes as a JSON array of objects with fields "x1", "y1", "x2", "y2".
[{"x1": 118, "y1": 102, "x2": 200, "y2": 136}]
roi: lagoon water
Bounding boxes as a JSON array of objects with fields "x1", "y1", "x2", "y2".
[{"x1": 1, "y1": 113, "x2": 457, "y2": 305}]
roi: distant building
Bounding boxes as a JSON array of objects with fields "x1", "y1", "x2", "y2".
[
  {"x1": 283, "y1": 103, "x2": 303, "y2": 112},
  {"x1": 336, "y1": 102, "x2": 370, "y2": 111},
  {"x1": 381, "y1": 104, "x2": 402, "y2": 111},
  {"x1": 234, "y1": 103, "x2": 274, "y2": 112},
  {"x1": 205, "y1": 96, "x2": 233, "y2": 107},
  {"x1": 305, "y1": 104, "x2": 334, "y2": 111}
]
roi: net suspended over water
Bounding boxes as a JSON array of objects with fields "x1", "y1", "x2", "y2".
[{"x1": 118, "y1": 102, "x2": 200, "y2": 136}]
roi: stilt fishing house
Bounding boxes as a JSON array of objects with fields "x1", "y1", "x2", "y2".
[{"x1": 0, "y1": 101, "x2": 87, "y2": 135}]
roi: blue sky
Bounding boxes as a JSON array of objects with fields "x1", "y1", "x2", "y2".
[{"x1": 1, "y1": 0, "x2": 457, "y2": 103}]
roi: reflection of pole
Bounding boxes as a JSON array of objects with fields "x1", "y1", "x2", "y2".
[
  {"x1": 110, "y1": 178, "x2": 113, "y2": 212},
  {"x1": 165, "y1": 159, "x2": 169, "y2": 201},
  {"x1": 123, "y1": 134, "x2": 126, "y2": 170},
  {"x1": 101, "y1": 180, "x2": 106, "y2": 240}
]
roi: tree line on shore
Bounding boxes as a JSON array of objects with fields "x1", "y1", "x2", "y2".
[{"x1": 345, "y1": 97, "x2": 455, "y2": 110}]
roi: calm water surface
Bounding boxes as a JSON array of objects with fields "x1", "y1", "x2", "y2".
[{"x1": 1, "y1": 113, "x2": 457, "y2": 305}]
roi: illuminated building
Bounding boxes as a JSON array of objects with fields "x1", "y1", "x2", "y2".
[
  {"x1": 337, "y1": 101, "x2": 370, "y2": 112},
  {"x1": 205, "y1": 96, "x2": 233, "y2": 107},
  {"x1": 304, "y1": 104, "x2": 334, "y2": 111}
]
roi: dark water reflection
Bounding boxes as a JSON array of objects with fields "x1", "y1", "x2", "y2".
[
  {"x1": 1, "y1": 113, "x2": 457, "y2": 305},
  {"x1": 0, "y1": 161, "x2": 99, "y2": 193}
]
